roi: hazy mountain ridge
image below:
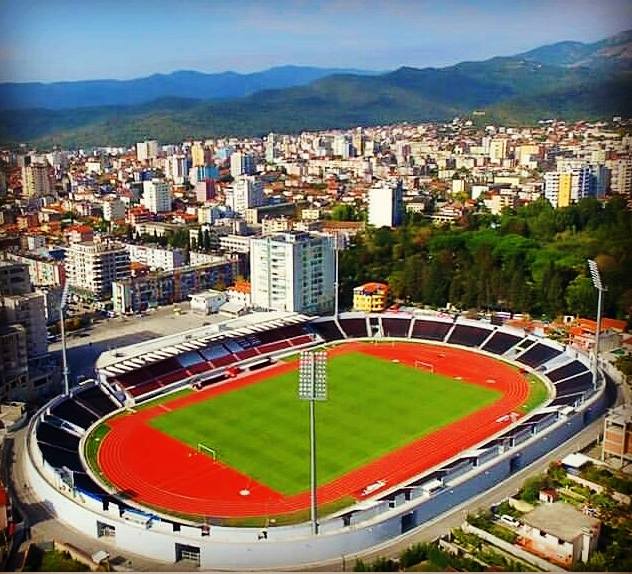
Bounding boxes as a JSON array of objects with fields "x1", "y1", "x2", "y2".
[
  {"x1": 0, "y1": 65, "x2": 379, "y2": 110},
  {"x1": 2, "y1": 30, "x2": 630, "y2": 147}
]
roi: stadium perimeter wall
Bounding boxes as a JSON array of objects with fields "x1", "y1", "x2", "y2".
[{"x1": 23, "y1": 333, "x2": 612, "y2": 569}]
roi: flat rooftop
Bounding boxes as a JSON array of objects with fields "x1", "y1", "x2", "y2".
[{"x1": 522, "y1": 501, "x2": 600, "y2": 542}]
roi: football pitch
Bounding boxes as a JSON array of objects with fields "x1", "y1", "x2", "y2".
[{"x1": 150, "y1": 351, "x2": 501, "y2": 495}]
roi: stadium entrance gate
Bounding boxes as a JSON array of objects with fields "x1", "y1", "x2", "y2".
[{"x1": 175, "y1": 543, "x2": 200, "y2": 566}]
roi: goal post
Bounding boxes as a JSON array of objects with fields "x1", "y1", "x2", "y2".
[
  {"x1": 197, "y1": 443, "x2": 217, "y2": 460},
  {"x1": 414, "y1": 360, "x2": 434, "y2": 374}
]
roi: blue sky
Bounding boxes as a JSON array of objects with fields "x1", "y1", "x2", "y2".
[{"x1": 0, "y1": 0, "x2": 630, "y2": 82}]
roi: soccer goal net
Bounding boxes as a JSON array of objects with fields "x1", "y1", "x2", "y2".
[
  {"x1": 414, "y1": 360, "x2": 434, "y2": 373},
  {"x1": 197, "y1": 443, "x2": 217, "y2": 460}
]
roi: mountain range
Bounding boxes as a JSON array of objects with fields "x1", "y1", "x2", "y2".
[
  {"x1": 1, "y1": 30, "x2": 630, "y2": 148},
  {"x1": 0, "y1": 66, "x2": 379, "y2": 110}
]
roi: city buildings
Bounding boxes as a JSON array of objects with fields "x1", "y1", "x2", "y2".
[
  {"x1": 126, "y1": 244, "x2": 186, "y2": 271},
  {"x1": 0, "y1": 259, "x2": 56, "y2": 401},
  {"x1": 250, "y1": 231, "x2": 335, "y2": 315},
  {"x1": 112, "y1": 257, "x2": 237, "y2": 314},
  {"x1": 65, "y1": 240, "x2": 131, "y2": 299}
]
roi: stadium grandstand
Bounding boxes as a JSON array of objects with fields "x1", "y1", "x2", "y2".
[{"x1": 25, "y1": 309, "x2": 608, "y2": 569}]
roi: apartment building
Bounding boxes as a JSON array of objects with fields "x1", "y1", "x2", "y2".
[
  {"x1": 142, "y1": 179, "x2": 173, "y2": 213},
  {"x1": 250, "y1": 231, "x2": 335, "y2": 315},
  {"x1": 65, "y1": 240, "x2": 131, "y2": 299},
  {"x1": 112, "y1": 257, "x2": 238, "y2": 315},
  {"x1": 126, "y1": 244, "x2": 186, "y2": 271},
  {"x1": 367, "y1": 181, "x2": 404, "y2": 228}
]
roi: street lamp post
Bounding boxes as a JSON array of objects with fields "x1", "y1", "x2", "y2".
[
  {"x1": 298, "y1": 350, "x2": 328, "y2": 535},
  {"x1": 60, "y1": 283, "x2": 71, "y2": 396},
  {"x1": 587, "y1": 259, "x2": 607, "y2": 389}
]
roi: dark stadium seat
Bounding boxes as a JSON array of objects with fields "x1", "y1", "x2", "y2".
[
  {"x1": 550, "y1": 393, "x2": 583, "y2": 407},
  {"x1": 74, "y1": 385, "x2": 118, "y2": 416},
  {"x1": 73, "y1": 472, "x2": 111, "y2": 500},
  {"x1": 252, "y1": 324, "x2": 308, "y2": 345},
  {"x1": 177, "y1": 351, "x2": 206, "y2": 368},
  {"x1": 289, "y1": 334, "x2": 313, "y2": 347},
  {"x1": 516, "y1": 343, "x2": 563, "y2": 368},
  {"x1": 36, "y1": 422, "x2": 80, "y2": 451},
  {"x1": 258, "y1": 341, "x2": 290, "y2": 354},
  {"x1": 234, "y1": 348, "x2": 259, "y2": 361},
  {"x1": 554, "y1": 372, "x2": 593, "y2": 396},
  {"x1": 447, "y1": 324, "x2": 493, "y2": 347},
  {"x1": 481, "y1": 331, "x2": 522, "y2": 355},
  {"x1": 310, "y1": 320, "x2": 345, "y2": 342},
  {"x1": 114, "y1": 368, "x2": 150, "y2": 389},
  {"x1": 38, "y1": 442, "x2": 84, "y2": 472},
  {"x1": 546, "y1": 360, "x2": 587, "y2": 382},
  {"x1": 128, "y1": 380, "x2": 162, "y2": 398},
  {"x1": 224, "y1": 339, "x2": 245, "y2": 353},
  {"x1": 339, "y1": 318, "x2": 369, "y2": 338},
  {"x1": 410, "y1": 319, "x2": 451, "y2": 341},
  {"x1": 187, "y1": 362, "x2": 210, "y2": 375},
  {"x1": 212, "y1": 354, "x2": 237, "y2": 368},
  {"x1": 381, "y1": 317, "x2": 411, "y2": 338},
  {"x1": 200, "y1": 344, "x2": 231, "y2": 361},
  {"x1": 50, "y1": 400, "x2": 98, "y2": 429}
]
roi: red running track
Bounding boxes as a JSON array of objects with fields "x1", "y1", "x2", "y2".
[{"x1": 97, "y1": 341, "x2": 529, "y2": 518}]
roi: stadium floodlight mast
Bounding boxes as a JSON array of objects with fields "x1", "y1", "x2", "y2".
[
  {"x1": 587, "y1": 259, "x2": 607, "y2": 389},
  {"x1": 59, "y1": 282, "x2": 71, "y2": 396},
  {"x1": 298, "y1": 350, "x2": 328, "y2": 535}
]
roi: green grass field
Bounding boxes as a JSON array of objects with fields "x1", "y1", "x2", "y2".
[{"x1": 149, "y1": 352, "x2": 501, "y2": 495}]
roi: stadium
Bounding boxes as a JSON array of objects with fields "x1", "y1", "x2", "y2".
[{"x1": 24, "y1": 310, "x2": 612, "y2": 569}]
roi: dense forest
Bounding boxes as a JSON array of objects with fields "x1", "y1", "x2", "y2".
[{"x1": 339, "y1": 197, "x2": 632, "y2": 324}]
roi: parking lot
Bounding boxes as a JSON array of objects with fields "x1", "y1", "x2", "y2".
[{"x1": 48, "y1": 303, "x2": 225, "y2": 383}]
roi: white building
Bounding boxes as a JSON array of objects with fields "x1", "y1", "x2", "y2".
[
  {"x1": 367, "y1": 182, "x2": 404, "y2": 228},
  {"x1": 250, "y1": 231, "x2": 335, "y2": 315},
  {"x1": 544, "y1": 167, "x2": 592, "y2": 208},
  {"x1": 125, "y1": 244, "x2": 186, "y2": 271},
  {"x1": 189, "y1": 289, "x2": 227, "y2": 315},
  {"x1": 226, "y1": 176, "x2": 265, "y2": 215},
  {"x1": 142, "y1": 179, "x2": 172, "y2": 213},
  {"x1": 230, "y1": 152, "x2": 255, "y2": 178},
  {"x1": 65, "y1": 240, "x2": 131, "y2": 299},
  {"x1": 136, "y1": 140, "x2": 160, "y2": 162},
  {"x1": 518, "y1": 502, "x2": 600, "y2": 567},
  {"x1": 189, "y1": 251, "x2": 227, "y2": 266},
  {"x1": 219, "y1": 234, "x2": 251, "y2": 254}
]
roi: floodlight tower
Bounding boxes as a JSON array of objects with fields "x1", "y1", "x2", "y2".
[
  {"x1": 298, "y1": 350, "x2": 328, "y2": 535},
  {"x1": 587, "y1": 259, "x2": 607, "y2": 389},
  {"x1": 59, "y1": 282, "x2": 71, "y2": 396}
]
